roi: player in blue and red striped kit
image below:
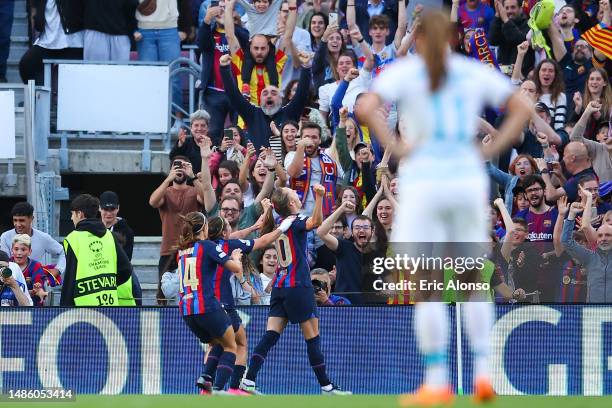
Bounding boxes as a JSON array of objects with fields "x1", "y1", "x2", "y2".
[
  {"x1": 196, "y1": 211, "x2": 296, "y2": 395},
  {"x1": 239, "y1": 185, "x2": 351, "y2": 395},
  {"x1": 176, "y1": 211, "x2": 244, "y2": 394}
]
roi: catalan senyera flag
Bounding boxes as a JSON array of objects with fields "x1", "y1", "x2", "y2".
[{"x1": 582, "y1": 23, "x2": 612, "y2": 59}]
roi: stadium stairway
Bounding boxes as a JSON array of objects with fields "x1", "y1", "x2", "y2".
[
  {"x1": 7, "y1": 0, "x2": 28, "y2": 84},
  {"x1": 132, "y1": 236, "x2": 163, "y2": 306}
]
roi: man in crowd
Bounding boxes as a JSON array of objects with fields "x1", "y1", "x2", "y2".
[
  {"x1": 540, "y1": 141, "x2": 597, "y2": 202},
  {"x1": 562, "y1": 201, "x2": 612, "y2": 302},
  {"x1": 219, "y1": 52, "x2": 312, "y2": 150},
  {"x1": 99, "y1": 191, "x2": 135, "y2": 260},
  {"x1": 514, "y1": 175, "x2": 559, "y2": 299},
  {"x1": 556, "y1": 4, "x2": 581, "y2": 53},
  {"x1": 514, "y1": 175, "x2": 558, "y2": 243},
  {"x1": 548, "y1": 22, "x2": 593, "y2": 113},
  {"x1": 346, "y1": 1, "x2": 406, "y2": 75},
  {"x1": 149, "y1": 153, "x2": 206, "y2": 302},
  {"x1": 455, "y1": 0, "x2": 495, "y2": 34},
  {"x1": 489, "y1": 0, "x2": 532, "y2": 72},
  {"x1": 314, "y1": 216, "x2": 347, "y2": 271},
  {"x1": 317, "y1": 202, "x2": 385, "y2": 304},
  {"x1": 169, "y1": 110, "x2": 212, "y2": 174},
  {"x1": 61, "y1": 194, "x2": 136, "y2": 306},
  {"x1": 198, "y1": 0, "x2": 249, "y2": 144},
  {"x1": 0, "y1": 202, "x2": 65, "y2": 277},
  {"x1": 514, "y1": 102, "x2": 567, "y2": 158},
  {"x1": 570, "y1": 102, "x2": 612, "y2": 182},
  {"x1": 286, "y1": 122, "x2": 338, "y2": 217},
  {"x1": 224, "y1": 0, "x2": 288, "y2": 105},
  {"x1": 339, "y1": 0, "x2": 400, "y2": 44},
  {"x1": 311, "y1": 268, "x2": 351, "y2": 305}
]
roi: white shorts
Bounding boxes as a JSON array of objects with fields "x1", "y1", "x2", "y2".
[{"x1": 392, "y1": 174, "x2": 490, "y2": 244}]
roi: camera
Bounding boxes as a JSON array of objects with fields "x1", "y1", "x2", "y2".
[
  {"x1": 172, "y1": 160, "x2": 183, "y2": 169},
  {"x1": 312, "y1": 279, "x2": 328, "y2": 294},
  {"x1": 1, "y1": 266, "x2": 11, "y2": 279}
]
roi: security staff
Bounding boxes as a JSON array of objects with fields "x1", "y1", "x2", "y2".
[{"x1": 60, "y1": 194, "x2": 136, "y2": 306}]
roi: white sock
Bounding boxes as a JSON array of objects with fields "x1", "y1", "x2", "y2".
[
  {"x1": 241, "y1": 378, "x2": 255, "y2": 386},
  {"x1": 463, "y1": 301, "x2": 493, "y2": 380},
  {"x1": 415, "y1": 302, "x2": 449, "y2": 388}
]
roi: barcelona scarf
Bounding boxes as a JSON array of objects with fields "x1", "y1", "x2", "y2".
[
  {"x1": 469, "y1": 28, "x2": 500, "y2": 70},
  {"x1": 290, "y1": 151, "x2": 337, "y2": 217},
  {"x1": 582, "y1": 23, "x2": 612, "y2": 59}
]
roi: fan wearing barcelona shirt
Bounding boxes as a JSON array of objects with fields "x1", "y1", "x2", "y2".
[
  {"x1": 196, "y1": 208, "x2": 296, "y2": 395},
  {"x1": 239, "y1": 184, "x2": 351, "y2": 395},
  {"x1": 175, "y1": 211, "x2": 244, "y2": 394}
]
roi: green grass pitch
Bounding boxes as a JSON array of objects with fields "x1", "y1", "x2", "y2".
[{"x1": 12, "y1": 395, "x2": 612, "y2": 408}]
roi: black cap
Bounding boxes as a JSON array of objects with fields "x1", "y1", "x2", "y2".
[
  {"x1": 534, "y1": 102, "x2": 551, "y2": 116},
  {"x1": 0, "y1": 250, "x2": 9, "y2": 263},
  {"x1": 99, "y1": 191, "x2": 119, "y2": 209}
]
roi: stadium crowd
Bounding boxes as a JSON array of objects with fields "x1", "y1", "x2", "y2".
[{"x1": 0, "y1": 0, "x2": 611, "y2": 306}]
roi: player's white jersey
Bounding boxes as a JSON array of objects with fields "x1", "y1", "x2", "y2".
[
  {"x1": 373, "y1": 53, "x2": 513, "y2": 243},
  {"x1": 373, "y1": 53, "x2": 513, "y2": 180}
]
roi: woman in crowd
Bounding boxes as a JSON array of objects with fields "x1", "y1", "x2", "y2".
[
  {"x1": 270, "y1": 120, "x2": 299, "y2": 162},
  {"x1": 257, "y1": 245, "x2": 278, "y2": 305},
  {"x1": 313, "y1": 22, "x2": 347, "y2": 89},
  {"x1": 326, "y1": 114, "x2": 360, "y2": 177},
  {"x1": 534, "y1": 59, "x2": 567, "y2": 130},
  {"x1": 213, "y1": 160, "x2": 240, "y2": 197},
  {"x1": 209, "y1": 126, "x2": 247, "y2": 171},
  {"x1": 308, "y1": 12, "x2": 328, "y2": 51},
  {"x1": 334, "y1": 186, "x2": 362, "y2": 232},
  {"x1": 175, "y1": 212, "x2": 243, "y2": 394},
  {"x1": 333, "y1": 107, "x2": 377, "y2": 207},
  {"x1": 363, "y1": 176, "x2": 397, "y2": 240},
  {"x1": 231, "y1": 255, "x2": 265, "y2": 305},
  {"x1": 239, "y1": 147, "x2": 287, "y2": 207},
  {"x1": 486, "y1": 153, "x2": 537, "y2": 215},
  {"x1": 571, "y1": 68, "x2": 612, "y2": 140}
]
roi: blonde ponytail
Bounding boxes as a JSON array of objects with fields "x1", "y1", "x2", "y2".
[{"x1": 416, "y1": 10, "x2": 453, "y2": 92}]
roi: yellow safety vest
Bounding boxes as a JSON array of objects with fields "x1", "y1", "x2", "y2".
[{"x1": 64, "y1": 230, "x2": 135, "y2": 306}]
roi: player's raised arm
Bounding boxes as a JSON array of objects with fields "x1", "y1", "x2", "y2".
[{"x1": 306, "y1": 184, "x2": 325, "y2": 230}]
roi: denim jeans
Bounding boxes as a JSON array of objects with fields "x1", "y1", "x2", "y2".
[
  {"x1": 137, "y1": 27, "x2": 182, "y2": 114},
  {"x1": 0, "y1": 0, "x2": 15, "y2": 78}
]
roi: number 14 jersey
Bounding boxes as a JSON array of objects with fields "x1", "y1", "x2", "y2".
[{"x1": 177, "y1": 240, "x2": 230, "y2": 316}]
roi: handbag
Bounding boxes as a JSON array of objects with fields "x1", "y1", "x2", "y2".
[{"x1": 137, "y1": 0, "x2": 157, "y2": 16}]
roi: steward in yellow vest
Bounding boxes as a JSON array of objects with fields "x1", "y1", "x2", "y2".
[{"x1": 60, "y1": 194, "x2": 136, "y2": 306}]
